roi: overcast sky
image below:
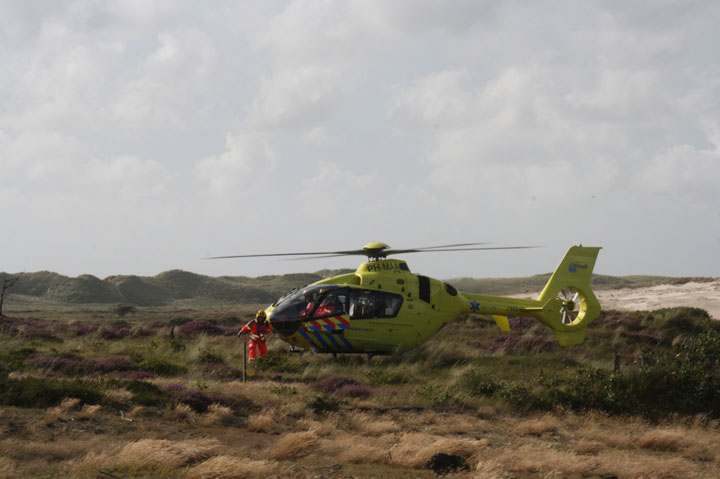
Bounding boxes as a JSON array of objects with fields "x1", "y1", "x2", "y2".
[{"x1": 1, "y1": 0, "x2": 719, "y2": 280}]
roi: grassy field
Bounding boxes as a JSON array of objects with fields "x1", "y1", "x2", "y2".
[{"x1": 2, "y1": 296, "x2": 720, "y2": 478}]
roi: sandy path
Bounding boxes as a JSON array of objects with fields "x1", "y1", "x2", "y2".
[{"x1": 596, "y1": 279, "x2": 720, "y2": 319}]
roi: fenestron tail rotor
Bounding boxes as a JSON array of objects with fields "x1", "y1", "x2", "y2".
[{"x1": 558, "y1": 287, "x2": 584, "y2": 325}]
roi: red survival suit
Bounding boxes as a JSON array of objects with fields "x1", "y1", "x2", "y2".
[{"x1": 238, "y1": 311, "x2": 271, "y2": 361}]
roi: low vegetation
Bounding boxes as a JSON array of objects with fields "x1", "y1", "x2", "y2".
[{"x1": 1, "y1": 285, "x2": 720, "y2": 477}]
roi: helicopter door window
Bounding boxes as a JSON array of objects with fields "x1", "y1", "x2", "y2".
[
  {"x1": 349, "y1": 290, "x2": 403, "y2": 319},
  {"x1": 349, "y1": 291, "x2": 375, "y2": 319}
]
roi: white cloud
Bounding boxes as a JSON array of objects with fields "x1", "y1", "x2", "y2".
[
  {"x1": 247, "y1": 65, "x2": 353, "y2": 130},
  {"x1": 84, "y1": 155, "x2": 168, "y2": 200},
  {"x1": 302, "y1": 126, "x2": 339, "y2": 147},
  {"x1": 299, "y1": 161, "x2": 374, "y2": 212},
  {"x1": 194, "y1": 133, "x2": 276, "y2": 194},
  {"x1": 0, "y1": 130, "x2": 88, "y2": 181},
  {"x1": 636, "y1": 135, "x2": 720, "y2": 201}
]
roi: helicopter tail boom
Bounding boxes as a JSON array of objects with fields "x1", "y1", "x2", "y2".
[{"x1": 461, "y1": 246, "x2": 601, "y2": 346}]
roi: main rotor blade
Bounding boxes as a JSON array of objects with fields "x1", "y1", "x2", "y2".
[
  {"x1": 205, "y1": 244, "x2": 540, "y2": 260},
  {"x1": 388, "y1": 242, "x2": 492, "y2": 255},
  {"x1": 204, "y1": 249, "x2": 366, "y2": 260},
  {"x1": 385, "y1": 246, "x2": 540, "y2": 255},
  {"x1": 285, "y1": 254, "x2": 353, "y2": 261},
  {"x1": 288, "y1": 245, "x2": 540, "y2": 260}
]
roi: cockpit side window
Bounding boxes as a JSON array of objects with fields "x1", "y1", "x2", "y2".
[
  {"x1": 349, "y1": 289, "x2": 403, "y2": 319},
  {"x1": 312, "y1": 288, "x2": 348, "y2": 318}
]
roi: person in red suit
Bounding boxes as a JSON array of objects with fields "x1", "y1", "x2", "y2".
[{"x1": 238, "y1": 310, "x2": 271, "y2": 361}]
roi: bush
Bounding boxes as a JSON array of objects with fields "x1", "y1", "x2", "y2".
[
  {"x1": 306, "y1": 394, "x2": 340, "y2": 413},
  {"x1": 335, "y1": 383, "x2": 373, "y2": 397},
  {"x1": 197, "y1": 349, "x2": 225, "y2": 364},
  {"x1": 175, "y1": 389, "x2": 214, "y2": 412},
  {"x1": 68, "y1": 322, "x2": 98, "y2": 336},
  {"x1": 99, "y1": 326, "x2": 131, "y2": 340},
  {"x1": 253, "y1": 352, "x2": 304, "y2": 374},
  {"x1": 114, "y1": 379, "x2": 173, "y2": 407},
  {"x1": 461, "y1": 372, "x2": 503, "y2": 397},
  {"x1": 0, "y1": 347, "x2": 36, "y2": 374},
  {"x1": 134, "y1": 358, "x2": 188, "y2": 376},
  {"x1": 474, "y1": 330, "x2": 720, "y2": 418},
  {"x1": 27, "y1": 354, "x2": 133, "y2": 375},
  {"x1": 178, "y1": 321, "x2": 223, "y2": 336},
  {"x1": 366, "y1": 366, "x2": 414, "y2": 386},
  {"x1": 313, "y1": 375, "x2": 366, "y2": 394},
  {"x1": 194, "y1": 362, "x2": 243, "y2": 380},
  {"x1": 0, "y1": 376, "x2": 103, "y2": 408},
  {"x1": 414, "y1": 385, "x2": 456, "y2": 407}
]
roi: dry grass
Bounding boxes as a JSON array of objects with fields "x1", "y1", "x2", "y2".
[
  {"x1": 186, "y1": 456, "x2": 273, "y2": 479},
  {"x1": 513, "y1": 415, "x2": 562, "y2": 436},
  {"x1": 76, "y1": 438, "x2": 222, "y2": 471},
  {"x1": 42, "y1": 409, "x2": 63, "y2": 426},
  {"x1": 575, "y1": 423, "x2": 636, "y2": 449},
  {"x1": 318, "y1": 433, "x2": 394, "y2": 464},
  {"x1": 638, "y1": 429, "x2": 685, "y2": 451},
  {"x1": 0, "y1": 457, "x2": 17, "y2": 479},
  {"x1": 475, "y1": 405, "x2": 497, "y2": 419},
  {"x1": 270, "y1": 431, "x2": 319, "y2": 460},
  {"x1": 389, "y1": 432, "x2": 487, "y2": 467},
  {"x1": 474, "y1": 443, "x2": 599, "y2": 477},
  {"x1": 247, "y1": 410, "x2": 274, "y2": 433},
  {"x1": 594, "y1": 449, "x2": 703, "y2": 478},
  {"x1": 42, "y1": 397, "x2": 82, "y2": 425},
  {"x1": 573, "y1": 439, "x2": 606, "y2": 455},
  {"x1": 126, "y1": 405, "x2": 144, "y2": 419},
  {"x1": 172, "y1": 403, "x2": 199, "y2": 421},
  {"x1": 105, "y1": 388, "x2": 133, "y2": 404},
  {"x1": 77, "y1": 404, "x2": 101, "y2": 420},
  {"x1": 344, "y1": 412, "x2": 400, "y2": 436},
  {"x1": 201, "y1": 404, "x2": 233, "y2": 426},
  {"x1": 57, "y1": 397, "x2": 81, "y2": 413},
  {"x1": 1, "y1": 439, "x2": 99, "y2": 462}
]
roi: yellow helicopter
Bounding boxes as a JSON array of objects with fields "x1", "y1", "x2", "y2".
[{"x1": 210, "y1": 242, "x2": 601, "y2": 354}]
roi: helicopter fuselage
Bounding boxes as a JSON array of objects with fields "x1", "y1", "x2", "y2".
[
  {"x1": 267, "y1": 259, "x2": 465, "y2": 353},
  {"x1": 265, "y1": 244, "x2": 602, "y2": 353}
]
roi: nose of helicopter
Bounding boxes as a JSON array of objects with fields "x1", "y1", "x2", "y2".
[{"x1": 267, "y1": 301, "x2": 303, "y2": 336}]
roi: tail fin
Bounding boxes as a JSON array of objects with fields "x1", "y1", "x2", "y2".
[{"x1": 533, "y1": 246, "x2": 601, "y2": 345}]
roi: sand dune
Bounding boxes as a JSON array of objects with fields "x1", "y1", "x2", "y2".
[{"x1": 596, "y1": 279, "x2": 720, "y2": 319}]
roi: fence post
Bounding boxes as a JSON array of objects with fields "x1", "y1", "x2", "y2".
[{"x1": 243, "y1": 338, "x2": 248, "y2": 382}]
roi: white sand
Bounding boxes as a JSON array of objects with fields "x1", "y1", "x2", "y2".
[
  {"x1": 596, "y1": 279, "x2": 720, "y2": 319},
  {"x1": 512, "y1": 279, "x2": 720, "y2": 319}
]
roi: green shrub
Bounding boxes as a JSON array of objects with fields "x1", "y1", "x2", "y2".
[
  {"x1": 366, "y1": 366, "x2": 414, "y2": 386},
  {"x1": 0, "y1": 347, "x2": 37, "y2": 374},
  {"x1": 0, "y1": 376, "x2": 103, "y2": 408},
  {"x1": 485, "y1": 330, "x2": 720, "y2": 418},
  {"x1": 134, "y1": 358, "x2": 188, "y2": 376},
  {"x1": 414, "y1": 385, "x2": 456, "y2": 407},
  {"x1": 306, "y1": 394, "x2": 340, "y2": 413},
  {"x1": 197, "y1": 348, "x2": 225, "y2": 364},
  {"x1": 253, "y1": 352, "x2": 304, "y2": 374},
  {"x1": 461, "y1": 371, "x2": 503, "y2": 397},
  {"x1": 270, "y1": 385, "x2": 298, "y2": 396},
  {"x1": 103, "y1": 379, "x2": 173, "y2": 407}
]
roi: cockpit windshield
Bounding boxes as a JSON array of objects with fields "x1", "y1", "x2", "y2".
[
  {"x1": 271, "y1": 285, "x2": 342, "y2": 324},
  {"x1": 271, "y1": 284, "x2": 404, "y2": 336}
]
